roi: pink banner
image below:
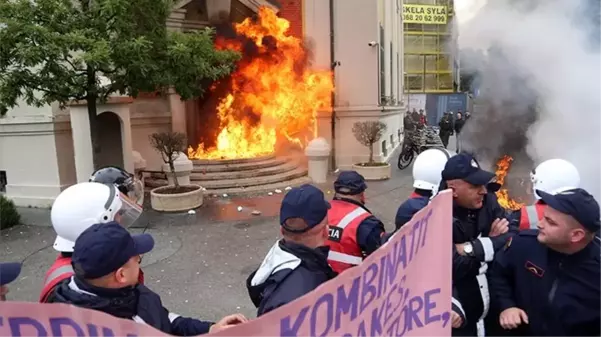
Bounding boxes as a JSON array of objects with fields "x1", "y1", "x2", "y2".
[{"x1": 0, "y1": 191, "x2": 452, "y2": 337}]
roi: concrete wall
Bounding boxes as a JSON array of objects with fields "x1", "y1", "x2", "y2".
[
  {"x1": 130, "y1": 98, "x2": 172, "y2": 172},
  {"x1": 304, "y1": 0, "x2": 405, "y2": 169},
  {"x1": 0, "y1": 99, "x2": 76, "y2": 207}
]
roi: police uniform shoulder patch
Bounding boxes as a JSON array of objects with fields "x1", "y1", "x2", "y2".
[{"x1": 504, "y1": 236, "x2": 512, "y2": 251}]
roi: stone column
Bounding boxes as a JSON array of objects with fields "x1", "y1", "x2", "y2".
[
  {"x1": 69, "y1": 106, "x2": 95, "y2": 183},
  {"x1": 169, "y1": 89, "x2": 187, "y2": 138}
]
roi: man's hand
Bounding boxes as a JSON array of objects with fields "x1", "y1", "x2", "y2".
[
  {"x1": 451, "y1": 311, "x2": 464, "y2": 328},
  {"x1": 455, "y1": 243, "x2": 466, "y2": 256},
  {"x1": 489, "y1": 218, "x2": 509, "y2": 237},
  {"x1": 210, "y1": 314, "x2": 248, "y2": 332},
  {"x1": 500, "y1": 307, "x2": 529, "y2": 329}
]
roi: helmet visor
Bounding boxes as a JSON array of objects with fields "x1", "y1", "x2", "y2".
[
  {"x1": 115, "y1": 192, "x2": 143, "y2": 228},
  {"x1": 126, "y1": 178, "x2": 145, "y2": 206}
]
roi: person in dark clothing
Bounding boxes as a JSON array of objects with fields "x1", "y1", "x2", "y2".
[
  {"x1": 403, "y1": 111, "x2": 414, "y2": 132},
  {"x1": 50, "y1": 222, "x2": 246, "y2": 335},
  {"x1": 439, "y1": 112, "x2": 454, "y2": 148},
  {"x1": 489, "y1": 188, "x2": 600, "y2": 336},
  {"x1": 0, "y1": 262, "x2": 21, "y2": 301},
  {"x1": 246, "y1": 184, "x2": 336, "y2": 316},
  {"x1": 328, "y1": 171, "x2": 385, "y2": 266},
  {"x1": 454, "y1": 112, "x2": 466, "y2": 152},
  {"x1": 440, "y1": 153, "x2": 519, "y2": 336}
]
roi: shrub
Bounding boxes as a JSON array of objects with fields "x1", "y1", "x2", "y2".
[
  {"x1": 352, "y1": 121, "x2": 387, "y2": 165},
  {"x1": 0, "y1": 195, "x2": 20, "y2": 230}
]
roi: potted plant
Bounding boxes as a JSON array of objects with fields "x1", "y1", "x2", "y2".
[
  {"x1": 149, "y1": 132, "x2": 203, "y2": 212},
  {"x1": 351, "y1": 121, "x2": 392, "y2": 180}
]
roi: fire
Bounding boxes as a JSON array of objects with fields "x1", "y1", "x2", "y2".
[
  {"x1": 495, "y1": 155, "x2": 525, "y2": 211},
  {"x1": 187, "y1": 7, "x2": 334, "y2": 160}
]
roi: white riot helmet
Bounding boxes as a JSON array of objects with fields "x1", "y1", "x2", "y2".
[
  {"x1": 51, "y1": 182, "x2": 143, "y2": 252},
  {"x1": 531, "y1": 159, "x2": 580, "y2": 199},
  {"x1": 412, "y1": 148, "x2": 454, "y2": 194}
]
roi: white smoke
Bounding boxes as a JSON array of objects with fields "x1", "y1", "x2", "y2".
[{"x1": 457, "y1": 0, "x2": 601, "y2": 201}]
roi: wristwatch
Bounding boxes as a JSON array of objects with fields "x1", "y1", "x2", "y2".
[{"x1": 463, "y1": 242, "x2": 474, "y2": 256}]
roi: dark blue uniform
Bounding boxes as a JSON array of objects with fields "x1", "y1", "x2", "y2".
[
  {"x1": 489, "y1": 230, "x2": 601, "y2": 336},
  {"x1": 246, "y1": 240, "x2": 336, "y2": 316},
  {"x1": 247, "y1": 184, "x2": 336, "y2": 316}
]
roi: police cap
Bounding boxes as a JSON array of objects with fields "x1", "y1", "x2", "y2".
[
  {"x1": 334, "y1": 171, "x2": 367, "y2": 195},
  {"x1": 537, "y1": 188, "x2": 601, "y2": 233},
  {"x1": 280, "y1": 184, "x2": 330, "y2": 233}
]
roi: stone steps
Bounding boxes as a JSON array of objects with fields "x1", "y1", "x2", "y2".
[{"x1": 145, "y1": 155, "x2": 310, "y2": 197}]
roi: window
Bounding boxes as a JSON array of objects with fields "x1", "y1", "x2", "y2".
[
  {"x1": 390, "y1": 41, "x2": 394, "y2": 101},
  {"x1": 379, "y1": 23, "x2": 386, "y2": 104},
  {"x1": 0, "y1": 171, "x2": 6, "y2": 193},
  {"x1": 381, "y1": 140, "x2": 388, "y2": 157},
  {"x1": 390, "y1": 134, "x2": 395, "y2": 147}
]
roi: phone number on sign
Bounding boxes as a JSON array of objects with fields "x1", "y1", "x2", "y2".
[{"x1": 403, "y1": 13, "x2": 446, "y2": 24}]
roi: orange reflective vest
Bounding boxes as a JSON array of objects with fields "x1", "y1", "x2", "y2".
[
  {"x1": 39, "y1": 254, "x2": 146, "y2": 303},
  {"x1": 325, "y1": 200, "x2": 372, "y2": 273},
  {"x1": 519, "y1": 202, "x2": 546, "y2": 231}
]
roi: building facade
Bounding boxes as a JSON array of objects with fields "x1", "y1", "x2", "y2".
[
  {"x1": 0, "y1": 0, "x2": 405, "y2": 207},
  {"x1": 402, "y1": 0, "x2": 459, "y2": 93},
  {"x1": 305, "y1": 0, "x2": 405, "y2": 169}
]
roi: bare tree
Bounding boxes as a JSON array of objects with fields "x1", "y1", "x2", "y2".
[
  {"x1": 150, "y1": 132, "x2": 187, "y2": 189},
  {"x1": 352, "y1": 121, "x2": 387, "y2": 165}
]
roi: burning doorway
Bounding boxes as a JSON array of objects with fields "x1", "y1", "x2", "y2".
[{"x1": 187, "y1": 7, "x2": 334, "y2": 160}]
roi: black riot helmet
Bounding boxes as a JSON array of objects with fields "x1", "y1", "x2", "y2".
[{"x1": 89, "y1": 166, "x2": 143, "y2": 205}]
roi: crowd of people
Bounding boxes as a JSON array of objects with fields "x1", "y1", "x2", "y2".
[{"x1": 1, "y1": 149, "x2": 599, "y2": 336}]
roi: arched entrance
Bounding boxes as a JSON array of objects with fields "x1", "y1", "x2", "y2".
[{"x1": 96, "y1": 111, "x2": 124, "y2": 168}]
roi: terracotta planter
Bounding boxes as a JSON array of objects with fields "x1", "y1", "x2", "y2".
[
  {"x1": 150, "y1": 184, "x2": 203, "y2": 212},
  {"x1": 352, "y1": 163, "x2": 391, "y2": 181}
]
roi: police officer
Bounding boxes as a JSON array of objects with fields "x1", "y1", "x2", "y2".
[
  {"x1": 50, "y1": 222, "x2": 246, "y2": 334},
  {"x1": 90, "y1": 166, "x2": 144, "y2": 205},
  {"x1": 394, "y1": 148, "x2": 453, "y2": 229},
  {"x1": 246, "y1": 184, "x2": 336, "y2": 316},
  {"x1": 325, "y1": 171, "x2": 386, "y2": 273},
  {"x1": 441, "y1": 153, "x2": 518, "y2": 336},
  {"x1": 40, "y1": 182, "x2": 143, "y2": 302},
  {"x1": 516, "y1": 159, "x2": 580, "y2": 230},
  {"x1": 490, "y1": 188, "x2": 600, "y2": 336},
  {"x1": 0, "y1": 262, "x2": 21, "y2": 301}
]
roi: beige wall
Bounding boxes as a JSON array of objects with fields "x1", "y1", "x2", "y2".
[
  {"x1": 304, "y1": 0, "x2": 405, "y2": 169},
  {"x1": 0, "y1": 98, "x2": 75, "y2": 207}
]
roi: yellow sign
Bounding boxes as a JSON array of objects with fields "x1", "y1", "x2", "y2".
[{"x1": 403, "y1": 4, "x2": 447, "y2": 24}]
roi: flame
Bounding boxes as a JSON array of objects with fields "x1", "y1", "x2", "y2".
[
  {"x1": 187, "y1": 7, "x2": 334, "y2": 160},
  {"x1": 495, "y1": 155, "x2": 525, "y2": 211}
]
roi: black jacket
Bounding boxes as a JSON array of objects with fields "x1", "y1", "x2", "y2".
[
  {"x1": 451, "y1": 192, "x2": 518, "y2": 333},
  {"x1": 50, "y1": 276, "x2": 213, "y2": 336},
  {"x1": 246, "y1": 240, "x2": 336, "y2": 316},
  {"x1": 454, "y1": 118, "x2": 465, "y2": 134},
  {"x1": 489, "y1": 230, "x2": 600, "y2": 336},
  {"x1": 439, "y1": 116, "x2": 454, "y2": 133}
]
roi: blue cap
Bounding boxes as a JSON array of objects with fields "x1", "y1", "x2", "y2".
[
  {"x1": 72, "y1": 222, "x2": 154, "y2": 279},
  {"x1": 537, "y1": 188, "x2": 601, "y2": 233},
  {"x1": 334, "y1": 171, "x2": 367, "y2": 195},
  {"x1": 280, "y1": 184, "x2": 330, "y2": 232},
  {"x1": 442, "y1": 153, "x2": 496, "y2": 186},
  {"x1": 0, "y1": 262, "x2": 21, "y2": 285},
  {"x1": 395, "y1": 197, "x2": 429, "y2": 229}
]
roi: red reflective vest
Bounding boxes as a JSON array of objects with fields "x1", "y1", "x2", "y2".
[
  {"x1": 409, "y1": 191, "x2": 422, "y2": 199},
  {"x1": 519, "y1": 201, "x2": 546, "y2": 231},
  {"x1": 325, "y1": 200, "x2": 372, "y2": 273},
  {"x1": 39, "y1": 254, "x2": 146, "y2": 303}
]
